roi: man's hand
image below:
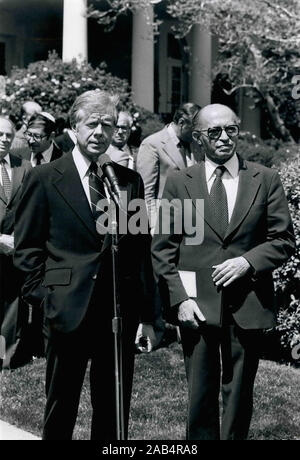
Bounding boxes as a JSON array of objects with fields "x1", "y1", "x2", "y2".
[
  {"x1": 135, "y1": 323, "x2": 156, "y2": 353},
  {"x1": 178, "y1": 299, "x2": 206, "y2": 329},
  {"x1": 0, "y1": 234, "x2": 14, "y2": 256},
  {"x1": 212, "y1": 256, "x2": 251, "y2": 287}
]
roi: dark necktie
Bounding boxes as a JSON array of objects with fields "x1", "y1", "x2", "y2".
[
  {"x1": 88, "y1": 161, "x2": 107, "y2": 235},
  {"x1": 209, "y1": 165, "x2": 229, "y2": 238},
  {"x1": 35, "y1": 153, "x2": 43, "y2": 166},
  {"x1": 1, "y1": 159, "x2": 11, "y2": 202}
]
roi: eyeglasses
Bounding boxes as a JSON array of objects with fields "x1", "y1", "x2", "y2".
[
  {"x1": 115, "y1": 125, "x2": 130, "y2": 132},
  {"x1": 197, "y1": 125, "x2": 240, "y2": 141},
  {"x1": 25, "y1": 131, "x2": 48, "y2": 142}
]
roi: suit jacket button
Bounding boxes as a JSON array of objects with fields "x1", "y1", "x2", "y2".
[
  {"x1": 92, "y1": 274, "x2": 97, "y2": 280},
  {"x1": 222, "y1": 243, "x2": 228, "y2": 249}
]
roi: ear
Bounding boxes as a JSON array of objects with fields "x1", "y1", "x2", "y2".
[
  {"x1": 192, "y1": 131, "x2": 202, "y2": 145},
  {"x1": 49, "y1": 131, "x2": 56, "y2": 141}
]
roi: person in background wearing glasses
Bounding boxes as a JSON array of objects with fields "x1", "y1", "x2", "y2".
[
  {"x1": 106, "y1": 111, "x2": 137, "y2": 170},
  {"x1": 0, "y1": 116, "x2": 32, "y2": 370},
  {"x1": 24, "y1": 112, "x2": 63, "y2": 167},
  {"x1": 10, "y1": 100, "x2": 42, "y2": 159},
  {"x1": 151, "y1": 103, "x2": 295, "y2": 440}
]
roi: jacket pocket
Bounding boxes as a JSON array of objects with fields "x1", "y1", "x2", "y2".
[{"x1": 42, "y1": 268, "x2": 72, "y2": 287}]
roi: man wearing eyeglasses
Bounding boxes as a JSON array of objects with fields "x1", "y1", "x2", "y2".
[
  {"x1": 23, "y1": 112, "x2": 63, "y2": 167},
  {"x1": 106, "y1": 111, "x2": 137, "y2": 170},
  {"x1": 152, "y1": 103, "x2": 295, "y2": 440}
]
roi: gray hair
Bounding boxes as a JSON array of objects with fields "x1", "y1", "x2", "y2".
[
  {"x1": 69, "y1": 90, "x2": 120, "y2": 128},
  {"x1": 0, "y1": 116, "x2": 16, "y2": 135}
]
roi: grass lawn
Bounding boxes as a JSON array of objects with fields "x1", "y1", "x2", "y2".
[{"x1": 0, "y1": 342, "x2": 299, "y2": 440}]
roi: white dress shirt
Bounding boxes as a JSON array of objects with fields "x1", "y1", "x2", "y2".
[
  {"x1": 205, "y1": 154, "x2": 240, "y2": 221},
  {"x1": 167, "y1": 123, "x2": 197, "y2": 167},
  {"x1": 30, "y1": 143, "x2": 54, "y2": 167},
  {"x1": 0, "y1": 154, "x2": 12, "y2": 184},
  {"x1": 72, "y1": 146, "x2": 108, "y2": 209}
]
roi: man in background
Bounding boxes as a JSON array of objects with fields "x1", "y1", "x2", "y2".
[
  {"x1": 10, "y1": 100, "x2": 42, "y2": 159},
  {"x1": 24, "y1": 112, "x2": 63, "y2": 167},
  {"x1": 107, "y1": 111, "x2": 137, "y2": 170},
  {"x1": 137, "y1": 102, "x2": 201, "y2": 233},
  {"x1": 0, "y1": 116, "x2": 32, "y2": 370}
]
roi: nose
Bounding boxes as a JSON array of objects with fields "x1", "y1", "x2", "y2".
[
  {"x1": 219, "y1": 128, "x2": 230, "y2": 141},
  {"x1": 93, "y1": 123, "x2": 103, "y2": 136},
  {"x1": 0, "y1": 133, "x2": 9, "y2": 142}
]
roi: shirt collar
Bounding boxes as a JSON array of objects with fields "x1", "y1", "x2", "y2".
[
  {"x1": 1, "y1": 154, "x2": 11, "y2": 167},
  {"x1": 205, "y1": 153, "x2": 239, "y2": 181},
  {"x1": 72, "y1": 145, "x2": 91, "y2": 180},
  {"x1": 31, "y1": 143, "x2": 54, "y2": 164}
]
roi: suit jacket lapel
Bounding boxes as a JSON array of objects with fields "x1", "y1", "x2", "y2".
[
  {"x1": 52, "y1": 153, "x2": 100, "y2": 242},
  {"x1": 9, "y1": 155, "x2": 27, "y2": 203},
  {"x1": 161, "y1": 127, "x2": 187, "y2": 170},
  {"x1": 225, "y1": 158, "x2": 261, "y2": 240}
]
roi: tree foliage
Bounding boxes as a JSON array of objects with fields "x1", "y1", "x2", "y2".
[{"x1": 88, "y1": 0, "x2": 300, "y2": 141}]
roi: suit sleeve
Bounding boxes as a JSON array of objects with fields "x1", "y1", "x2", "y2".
[
  {"x1": 151, "y1": 175, "x2": 189, "y2": 309},
  {"x1": 136, "y1": 141, "x2": 160, "y2": 234},
  {"x1": 14, "y1": 168, "x2": 48, "y2": 306},
  {"x1": 132, "y1": 173, "x2": 155, "y2": 323},
  {"x1": 243, "y1": 170, "x2": 295, "y2": 275}
]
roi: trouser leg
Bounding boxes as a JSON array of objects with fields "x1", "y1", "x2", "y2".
[
  {"x1": 181, "y1": 326, "x2": 221, "y2": 440},
  {"x1": 220, "y1": 325, "x2": 260, "y2": 440},
  {"x1": 42, "y1": 328, "x2": 89, "y2": 440}
]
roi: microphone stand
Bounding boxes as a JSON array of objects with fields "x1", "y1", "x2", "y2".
[{"x1": 103, "y1": 177, "x2": 125, "y2": 441}]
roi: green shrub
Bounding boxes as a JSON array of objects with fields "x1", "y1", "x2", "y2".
[
  {"x1": 238, "y1": 131, "x2": 299, "y2": 167},
  {"x1": 273, "y1": 157, "x2": 300, "y2": 360}
]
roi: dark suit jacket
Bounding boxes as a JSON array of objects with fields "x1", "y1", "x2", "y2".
[
  {"x1": 0, "y1": 155, "x2": 32, "y2": 367},
  {"x1": 151, "y1": 157, "x2": 295, "y2": 330},
  {"x1": 54, "y1": 131, "x2": 75, "y2": 153},
  {"x1": 14, "y1": 151, "x2": 153, "y2": 333}
]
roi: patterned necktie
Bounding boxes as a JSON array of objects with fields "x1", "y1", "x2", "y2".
[
  {"x1": 209, "y1": 165, "x2": 229, "y2": 238},
  {"x1": 35, "y1": 152, "x2": 43, "y2": 166},
  {"x1": 88, "y1": 161, "x2": 107, "y2": 235},
  {"x1": 1, "y1": 159, "x2": 12, "y2": 202}
]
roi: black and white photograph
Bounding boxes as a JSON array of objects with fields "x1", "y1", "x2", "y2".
[{"x1": 0, "y1": 0, "x2": 299, "y2": 445}]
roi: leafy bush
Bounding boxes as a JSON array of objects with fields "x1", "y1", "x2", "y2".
[
  {"x1": 0, "y1": 51, "x2": 163, "y2": 142},
  {"x1": 1, "y1": 51, "x2": 132, "y2": 124},
  {"x1": 273, "y1": 157, "x2": 300, "y2": 360},
  {"x1": 238, "y1": 131, "x2": 299, "y2": 167}
]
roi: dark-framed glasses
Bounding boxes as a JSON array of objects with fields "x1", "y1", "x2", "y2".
[
  {"x1": 199, "y1": 125, "x2": 240, "y2": 141},
  {"x1": 25, "y1": 131, "x2": 48, "y2": 142}
]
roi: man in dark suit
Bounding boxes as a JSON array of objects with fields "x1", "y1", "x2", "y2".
[
  {"x1": 14, "y1": 90, "x2": 155, "y2": 440},
  {"x1": 151, "y1": 104, "x2": 295, "y2": 440},
  {"x1": 0, "y1": 116, "x2": 32, "y2": 370},
  {"x1": 19, "y1": 112, "x2": 63, "y2": 165}
]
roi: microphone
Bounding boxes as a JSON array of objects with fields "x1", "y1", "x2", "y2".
[{"x1": 98, "y1": 154, "x2": 122, "y2": 206}]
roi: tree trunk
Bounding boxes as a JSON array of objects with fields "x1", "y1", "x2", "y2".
[{"x1": 265, "y1": 93, "x2": 295, "y2": 143}]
